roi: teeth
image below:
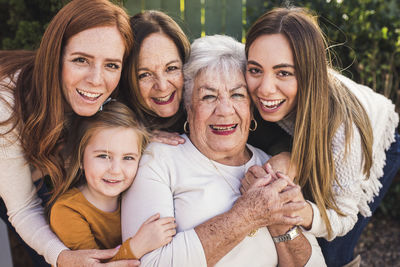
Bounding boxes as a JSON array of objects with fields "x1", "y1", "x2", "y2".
[
  {"x1": 153, "y1": 92, "x2": 173, "y2": 102},
  {"x1": 77, "y1": 89, "x2": 101, "y2": 98},
  {"x1": 103, "y1": 178, "x2": 122, "y2": 183},
  {"x1": 210, "y1": 124, "x2": 237, "y2": 131},
  {"x1": 260, "y1": 99, "x2": 284, "y2": 108}
]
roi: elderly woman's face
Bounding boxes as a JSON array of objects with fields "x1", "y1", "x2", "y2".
[
  {"x1": 137, "y1": 33, "x2": 183, "y2": 118},
  {"x1": 187, "y1": 69, "x2": 251, "y2": 158}
]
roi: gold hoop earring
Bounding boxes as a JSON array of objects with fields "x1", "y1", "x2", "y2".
[
  {"x1": 249, "y1": 119, "x2": 258, "y2": 131},
  {"x1": 184, "y1": 121, "x2": 189, "y2": 133}
]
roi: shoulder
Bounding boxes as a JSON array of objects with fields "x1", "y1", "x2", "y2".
[
  {"x1": 247, "y1": 144, "x2": 270, "y2": 164},
  {"x1": 51, "y1": 188, "x2": 85, "y2": 212}
]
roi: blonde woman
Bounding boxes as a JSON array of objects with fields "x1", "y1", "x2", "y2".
[{"x1": 245, "y1": 7, "x2": 399, "y2": 267}]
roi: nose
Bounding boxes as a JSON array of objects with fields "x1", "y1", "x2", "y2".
[
  {"x1": 153, "y1": 74, "x2": 169, "y2": 92},
  {"x1": 87, "y1": 64, "x2": 103, "y2": 87},
  {"x1": 108, "y1": 159, "x2": 121, "y2": 174},
  {"x1": 259, "y1": 75, "x2": 277, "y2": 95},
  {"x1": 215, "y1": 97, "x2": 235, "y2": 116}
]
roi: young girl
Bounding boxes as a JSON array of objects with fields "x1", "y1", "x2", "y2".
[{"x1": 50, "y1": 101, "x2": 176, "y2": 260}]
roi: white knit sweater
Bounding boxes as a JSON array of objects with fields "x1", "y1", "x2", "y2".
[
  {"x1": 0, "y1": 77, "x2": 67, "y2": 265},
  {"x1": 277, "y1": 73, "x2": 399, "y2": 240}
]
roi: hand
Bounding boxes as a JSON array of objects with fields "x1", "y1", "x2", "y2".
[
  {"x1": 130, "y1": 213, "x2": 176, "y2": 258},
  {"x1": 151, "y1": 130, "x2": 185, "y2": 145},
  {"x1": 240, "y1": 165, "x2": 273, "y2": 194},
  {"x1": 265, "y1": 152, "x2": 297, "y2": 180},
  {"x1": 233, "y1": 177, "x2": 306, "y2": 231},
  {"x1": 57, "y1": 249, "x2": 140, "y2": 267}
]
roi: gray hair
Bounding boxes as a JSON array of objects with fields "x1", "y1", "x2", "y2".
[{"x1": 183, "y1": 35, "x2": 246, "y2": 110}]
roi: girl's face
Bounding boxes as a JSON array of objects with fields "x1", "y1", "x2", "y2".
[
  {"x1": 61, "y1": 26, "x2": 125, "y2": 116},
  {"x1": 246, "y1": 34, "x2": 298, "y2": 122},
  {"x1": 82, "y1": 127, "x2": 141, "y2": 200},
  {"x1": 137, "y1": 32, "x2": 183, "y2": 118}
]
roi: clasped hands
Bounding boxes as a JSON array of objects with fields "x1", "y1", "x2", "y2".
[{"x1": 236, "y1": 153, "x2": 313, "y2": 235}]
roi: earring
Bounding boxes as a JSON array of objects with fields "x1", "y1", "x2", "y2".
[
  {"x1": 249, "y1": 119, "x2": 258, "y2": 131},
  {"x1": 184, "y1": 121, "x2": 189, "y2": 133}
]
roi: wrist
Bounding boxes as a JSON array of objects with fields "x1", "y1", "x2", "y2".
[{"x1": 129, "y1": 236, "x2": 144, "y2": 259}]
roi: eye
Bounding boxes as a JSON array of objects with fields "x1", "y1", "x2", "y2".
[
  {"x1": 202, "y1": 95, "x2": 217, "y2": 101},
  {"x1": 277, "y1": 70, "x2": 294, "y2": 77},
  {"x1": 106, "y1": 63, "x2": 121, "y2": 70},
  {"x1": 123, "y1": 155, "x2": 136, "y2": 161},
  {"x1": 138, "y1": 72, "x2": 151, "y2": 80},
  {"x1": 166, "y1": 65, "x2": 179, "y2": 72},
  {"x1": 97, "y1": 154, "x2": 110, "y2": 159},
  {"x1": 247, "y1": 67, "x2": 262, "y2": 75},
  {"x1": 232, "y1": 93, "x2": 245, "y2": 99},
  {"x1": 72, "y1": 57, "x2": 88, "y2": 64}
]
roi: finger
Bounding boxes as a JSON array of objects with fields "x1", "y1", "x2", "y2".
[
  {"x1": 280, "y1": 185, "x2": 302, "y2": 203},
  {"x1": 144, "y1": 213, "x2": 160, "y2": 224},
  {"x1": 165, "y1": 228, "x2": 176, "y2": 236},
  {"x1": 90, "y1": 248, "x2": 121, "y2": 260},
  {"x1": 250, "y1": 176, "x2": 272, "y2": 189},
  {"x1": 248, "y1": 165, "x2": 268, "y2": 178},
  {"x1": 268, "y1": 178, "x2": 289, "y2": 192},
  {"x1": 99, "y1": 259, "x2": 141, "y2": 267},
  {"x1": 158, "y1": 217, "x2": 175, "y2": 225},
  {"x1": 264, "y1": 163, "x2": 278, "y2": 180},
  {"x1": 276, "y1": 172, "x2": 296, "y2": 186},
  {"x1": 280, "y1": 215, "x2": 304, "y2": 226},
  {"x1": 282, "y1": 201, "x2": 307, "y2": 213}
]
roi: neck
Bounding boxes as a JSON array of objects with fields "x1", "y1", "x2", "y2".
[
  {"x1": 79, "y1": 185, "x2": 119, "y2": 212},
  {"x1": 208, "y1": 146, "x2": 251, "y2": 166}
]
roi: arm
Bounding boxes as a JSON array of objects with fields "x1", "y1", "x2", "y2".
[
  {"x1": 50, "y1": 201, "x2": 100, "y2": 250},
  {"x1": 195, "y1": 177, "x2": 306, "y2": 266}
]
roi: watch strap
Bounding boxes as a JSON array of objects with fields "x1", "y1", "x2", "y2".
[{"x1": 272, "y1": 226, "x2": 301, "y2": 243}]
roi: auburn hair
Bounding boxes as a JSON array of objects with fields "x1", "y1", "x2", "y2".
[
  {"x1": 245, "y1": 7, "x2": 373, "y2": 238},
  {"x1": 0, "y1": 0, "x2": 133, "y2": 200}
]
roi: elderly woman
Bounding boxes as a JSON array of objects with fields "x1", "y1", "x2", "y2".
[{"x1": 121, "y1": 35, "x2": 326, "y2": 266}]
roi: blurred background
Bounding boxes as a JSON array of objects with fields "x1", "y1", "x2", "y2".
[{"x1": 0, "y1": 0, "x2": 399, "y2": 266}]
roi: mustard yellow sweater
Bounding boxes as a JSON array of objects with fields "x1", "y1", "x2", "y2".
[{"x1": 50, "y1": 187, "x2": 135, "y2": 260}]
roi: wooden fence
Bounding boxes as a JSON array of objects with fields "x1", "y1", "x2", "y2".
[{"x1": 124, "y1": 0, "x2": 266, "y2": 42}]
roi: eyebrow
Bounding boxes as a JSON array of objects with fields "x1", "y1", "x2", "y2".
[
  {"x1": 200, "y1": 84, "x2": 247, "y2": 92},
  {"x1": 70, "y1": 52, "x2": 122, "y2": 63},
  {"x1": 247, "y1": 60, "x2": 294, "y2": 69},
  {"x1": 93, "y1": 150, "x2": 139, "y2": 157},
  {"x1": 137, "y1": 59, "x2": 181, "y2": 72}
]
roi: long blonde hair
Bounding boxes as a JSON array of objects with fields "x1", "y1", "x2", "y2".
[{"x1": 245, "y1": 7, "x2": 373, "y2": 238}]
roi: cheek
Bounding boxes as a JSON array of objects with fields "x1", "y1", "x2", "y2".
[{"x1": 106, "y1": 72, "x2": 122, "y2": 92}]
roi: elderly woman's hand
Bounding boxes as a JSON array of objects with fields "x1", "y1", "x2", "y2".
[
  {"x1": 57, "y1": 249, "x2": 140, "y2": 267},
  {"x1": 151, "y1": 130, "x2": 185, "y2": 145},
  {"x1": 234, "y1": 176, "x2": 306, "y2": 231}
]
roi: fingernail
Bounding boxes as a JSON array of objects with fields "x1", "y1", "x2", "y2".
[{"x1": 115, "y1": 245, "x2": 121, "y2": 249}]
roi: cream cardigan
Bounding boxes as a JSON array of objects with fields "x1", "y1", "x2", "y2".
[
  {"x1": 277, "y1": 73, "x2": 399, "y2": 240},
  {"x1": 0, "y1": 77, "x2": 67, "y2": 265}
]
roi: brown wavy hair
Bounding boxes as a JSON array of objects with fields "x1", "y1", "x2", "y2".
[
  {"x1": 49, "y1": 101, "x2": 149, "y2": 209},
  {"x1": 0, "y1": 0, "x2": 133, "y2": 201},
  {"x1": 119, "y1": 10, "x2": 190, "y2": 130},
  {"x1": 245, "y1": 7, "x2": 373, "y2": 238}
]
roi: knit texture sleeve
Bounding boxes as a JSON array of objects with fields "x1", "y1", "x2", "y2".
[
  {"x1": 306, "y1": 124, "x2": 365, "y2": 240},
  {"x1": 0, "y1": 86, "x2": 67, "y2": 265}
]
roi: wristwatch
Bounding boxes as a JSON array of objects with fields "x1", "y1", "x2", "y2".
[{"x1": 272, "y1": 226, "x2": 301, "y2": 243}]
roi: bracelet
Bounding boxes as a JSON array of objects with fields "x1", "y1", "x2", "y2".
[{"x1": 272, "y1": 226, "x2": 301, "y2": 243}]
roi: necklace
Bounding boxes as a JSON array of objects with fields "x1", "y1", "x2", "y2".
[
  {"x1": 208, "y1": 158, "x2": 241, "y2": 194},
  {"x1": 208, "y1": 157, "x2": 258, "y2": 237}
]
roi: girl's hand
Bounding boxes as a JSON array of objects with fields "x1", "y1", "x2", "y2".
[
  {"x1": 129, "y1": 213, "x2": 176, "y2": 258},
  {"x1": 265, "y1": 152, "x2": 297, "y2": 180},
  {"x1": 57, "y1": 248, "x2": 140, "y2": 266},
  {"x1": 151, "y1": 130, "x2": 185, "y2": 145}
]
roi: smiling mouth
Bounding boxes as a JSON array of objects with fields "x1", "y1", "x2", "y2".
[
  {"x1": 260, "y1": 99, "x2": 285, "y2": 110},
  {"x1": 102, "y1": 178, "x2": 122, "y2": 184},
  {"x1": 77, "y1": 88, "x2": 102, "y2": 101},
  {"x1": 151, "y1": 91, "x2": 175, "y2": 105},
  {"x1": 209, "y1": 124, "x2": 238, "y2": 135}
]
